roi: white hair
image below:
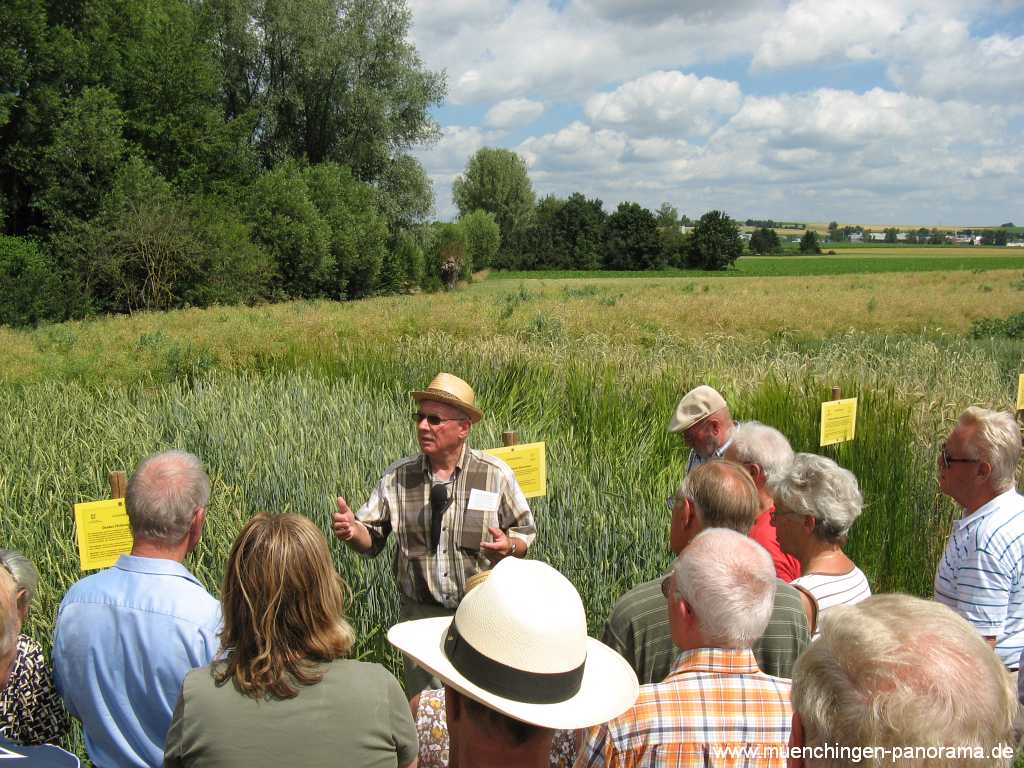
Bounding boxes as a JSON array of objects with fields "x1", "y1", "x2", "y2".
[
  {"x1": 728, "y1": 421, "x2": 795, "y2": 484},
  {"x1": 127, "y1": 450, "x2": 210, "y2": 543},
  {"x1": 769, "y1": 453, "x2": 862, "y2": 545},
  {"x1": 0, "y1": 549, "x2": 38, "y2": 609},
  {"x1": 793, "y1": 594, "x2": 1015, "y2": 767},
  {"x1": 0, "y1": 568, "x2": 18, "y2": 660},
  {"x1": 959, "y1": 407, "x2": 1021, "y2": 493},
  {"x1": 672, "y1": 528, "x2": 776, "y2": 649}
]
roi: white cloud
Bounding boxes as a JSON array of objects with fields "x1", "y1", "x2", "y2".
[
  {"x1": 484, "y1": 98, "x2": 545, "y2": 128},
  {"x1": 889, "y1": 31, "x2": 1024, "y2": 100},
  {"x1": 585, "y1": 71, "x2": 742, "y2": 136}
]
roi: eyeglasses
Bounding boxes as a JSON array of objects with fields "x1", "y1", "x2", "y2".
[
  {"x1": 770, "y1": 506, "x2": 801, "y2": 523},
  {"x1": 939, "y1": 443, "x2": 980, "y2": 470},
  {"x1": 414, "y1": 412, "x2": 465, "y2": 426}
]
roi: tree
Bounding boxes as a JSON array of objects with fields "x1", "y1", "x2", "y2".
[
  {"x1": 452, "y1": 148, "x2": 536, "y2": 266},
  {"x1": 687, "y1": 210, "x2": 743, "y2": 270},
  {"x1": 458, "y1": 209, "x2": 500, "y2": 273},
  {"x1": 827, "y1": 221, "x2": 844, "y2": 242},
  {"x1": 749, "y1": 227, "x2": 781, "y2": 255},
  {"x1": 884, "y1": 227, "x2": 898, "y2": 244},
  {"x1": 799, "y1": 230, "x2": 821, "y2": 254},
  {"x1": 603, "y1": 202, "x2": 662, "y2": 271}
]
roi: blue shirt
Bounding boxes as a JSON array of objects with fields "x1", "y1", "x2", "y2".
[
  {"x1": 934, "y1": 489, "x2": 1024, "y2": 669},
  {"x1": 52, "y1": 555, "x2": 221, "y2": 768}
]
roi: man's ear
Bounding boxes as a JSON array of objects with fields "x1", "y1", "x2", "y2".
[
  {"x1": 15, "y1": 588, "x2": 29, "y2": 622},
  {"x1": 187, "y1": 507, "x2": 206, "y2": 551},
  {"x1": 746, "y1": 462, "x2": 767, "y2": 490},
  {"x1": 788, "y1": 712, "x2": 805, "y2": 768}
]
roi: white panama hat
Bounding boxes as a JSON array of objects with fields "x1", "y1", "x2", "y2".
[{"x1": 387, "y1": 558, "x2": 639, "y2": 731}]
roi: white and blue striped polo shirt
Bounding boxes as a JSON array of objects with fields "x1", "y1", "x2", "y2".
[{"x1": 934, "y1": 489, "x2": 1024, "y2": 669}]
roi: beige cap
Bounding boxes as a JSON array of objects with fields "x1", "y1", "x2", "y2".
[
  {"x1": 411, "y1": 372, "x2": 484, "y2": 423},
  {"x1": 667, "y1": 385, "x2": 727, "y2": 433}
]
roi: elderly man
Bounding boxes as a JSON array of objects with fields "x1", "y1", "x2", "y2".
[
  {"x1": 581, "y1": 528, "x2": 791, "y2": 767},
  {"x1": 52, "y1": 451, "x2": 220, "y2": 768},
  {"x1": 724, "y1": 421, "x2": 801, "y2": 582},
  {"x1": 668, "y1": 385, "x2": 739, "y2": 473},
  {"x1": 602, "y1": 461, "x2": 809, "y2": 683},
  {"x1": 934, "y1": 406, "x2": 1024, "y2": 676},
  {"x1": 389, "y1": 557, "x2": 639, "y2": 768},
  {"x1": 790, "y1": 594, "x2": 1016, "y2": 767},
  {"x1": 333, "y1": 372, "x2": 535, "y2": 694}
]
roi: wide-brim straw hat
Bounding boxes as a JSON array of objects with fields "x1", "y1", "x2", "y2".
[
  {"x1": 388, "y1": 557, "x2": 639, "y2": 731},
  {"x1": 667, "y1": 384, "x2": 727, "y2": 433},
  {"x1": 411, "y1": 372, "x2": 484, "y2": 424}
]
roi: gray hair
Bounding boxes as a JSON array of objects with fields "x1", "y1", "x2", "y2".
[
  {"x1": 769, "y1": 453, "x2": 862, "y2": 545},
  {"x1": 792, "y1": 594, "x2": 1015, "y2": 767},
  {"x1": 728, "y1": 421, "x2": 794, "y2": 485},
  {"x1": 0, "y1": 567, "x2": 17, "y2": 660},
  {"x1": 679, "y1": 461, "x2": 760, "y2": 534},
  {"x1": 0, "y1": 550, "x2": 38, "y2": 609},
  {"x1": 959, "y1": 407, "x2": 1021, "y2": 493},
  {"x1": 127, "y1": 450, "x2": 211, "y2": 543},
  {"x1": 672, "y1": 528, "x2": 776, "y2": 649}
]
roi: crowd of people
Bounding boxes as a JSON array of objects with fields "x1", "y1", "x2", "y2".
[{"x1": 1, "y1": 372, "x2": 1022, "y2": 767}]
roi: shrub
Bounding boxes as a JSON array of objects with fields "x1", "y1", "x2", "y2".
[
  {"x1": 0, "y1": 236, "x2": 64, "y2": 326},
  {"x1": 459, "y1": 209, "x2": 500, "y2": 272},
  {"x1": 969, "y1": 313, "x2": 1024, "y2": 339}
]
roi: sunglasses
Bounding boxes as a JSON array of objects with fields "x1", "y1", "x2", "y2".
[
  {"x1": 413, "y1": 412, "x2": 465, "y2": 426},
  {"x1": 939, "y1": 443, "x2": 980, "y2": 470}
]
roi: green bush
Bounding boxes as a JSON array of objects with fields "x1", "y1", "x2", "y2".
[
  {"x1": 459, "y1": 209, "x2": 500, "y2": 272},
  {"x1": 0, "y1": 236, "x2": 64, "y2": 326},
  {"x1": 970, "y1": 313, "x2": 1024, "y2": 339}
]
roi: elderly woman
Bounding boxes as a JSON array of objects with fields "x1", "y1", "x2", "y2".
[
  {"x1": 0, "y1": 549, "x2": 69, "y2": 746},
  {"x1": 164, "y1": 514, "x2": 417, "y2": 768},
  {"x1": 770, "y1": 453, "x2": 871, "y2": 636}
]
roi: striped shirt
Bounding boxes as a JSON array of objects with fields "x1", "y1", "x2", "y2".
[
  {"x1": 577, "y1": 647, "x2": 792, "y2": 768},
  {"x1": 357, "y1": 444, "x2": 535, "y2": 608},
  {"x1": 601, "y1": 576, "x2": 809, "y2": 684},
  {"x1": 792, "y1": 566, "x2": 871, "y2": 639},
  {"x1": 934, "y1": 489, "x2": 1024, "y2": 669}
]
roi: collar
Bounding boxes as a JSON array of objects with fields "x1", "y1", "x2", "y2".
[
  {"x1": 714, "y1": 423, "x2": 739, "y2": 459},
  {"x1": 666, "y1": 646, "x2": 761, "y2": 678},
  {"x1": 956, "y1": 489, "x2": 1024, "y2": 530},
  {"x1": 113, "y1": 554, "x2": 203, "y2": 586},
  {"x1": 420, "y1": 443, "x2": 470, "y2": 477}
]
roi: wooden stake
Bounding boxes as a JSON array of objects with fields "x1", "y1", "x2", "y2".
[
  {"x1": 502, "y1": 431, "x2": 518, "y2": 447},
  {"x1": 831, "y1": 386, "x2": 842, "y2": 401},
  {"x1": 108, "y1": 471, "x2": 128, "y2": 499}
]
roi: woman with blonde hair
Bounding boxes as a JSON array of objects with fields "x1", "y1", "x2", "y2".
[{"x1": 165, "y1": 514, "x2": 417, "y2": 767}]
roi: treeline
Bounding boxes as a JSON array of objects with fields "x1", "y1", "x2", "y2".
[{"x1": 1, "y1": 0, "x2": 451, "y2": 327}]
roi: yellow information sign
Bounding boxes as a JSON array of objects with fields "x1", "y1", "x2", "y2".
[
  {"x1": 483, "y1": 441, "x2": 546, "y2": 498},
  {"x1": 820, "y1": 397, "x2": 858, "y2": 447},
  {"x1": 1017, "y1": 374, "x2": 1024, "y2": 412},
  {"x1": 74, "y1": 498, "x2": 133, "y2": 571}
]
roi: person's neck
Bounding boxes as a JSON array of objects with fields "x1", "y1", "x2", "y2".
[
  {"x1": 801, "y1": 541, "x2": 852, "y2": 575},
  {"x1": 130, "y1": 537, "x2": 188, "y2": 563},
  {"x1": 758, "y1": 491, "x2": 773, "y2": 516},
  {"x1": 427, "y1": 445, "x2": 463, "y2": 480},
  {"x1": 960, "y1": 486, "x2": 1003, "y2": 516},
  {"x1": 451, "y1": 733, "x2": 553, "y2": 768}
]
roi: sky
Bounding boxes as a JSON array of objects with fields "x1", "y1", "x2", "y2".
[{"x1": 407, "y1": 0, "x2": 1024, "y2": 226}]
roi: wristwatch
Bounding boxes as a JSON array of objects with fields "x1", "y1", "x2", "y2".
[{"x1": 508, "y1": 539, "x2": 518, "y2": 556}]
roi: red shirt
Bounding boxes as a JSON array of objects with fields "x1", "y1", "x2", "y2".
[{"x1": 750, "y1": 507, "x2": 801, "y2": 582}]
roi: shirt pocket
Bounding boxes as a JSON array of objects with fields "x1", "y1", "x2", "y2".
[{"x1": 458, "y1": 492, "x2": 495, "y2": 552}]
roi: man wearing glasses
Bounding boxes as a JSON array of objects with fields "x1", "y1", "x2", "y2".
[
  {"x1": 934, "y1": 406, "x2": 1024, "y2": 687},
  {"x1": 331, "y1": 372, "x2": 535, "y2": 695}
]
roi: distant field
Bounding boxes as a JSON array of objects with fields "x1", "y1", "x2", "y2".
[{"x1": 494, "y1": 249, "x2": 1024, "y2": 280}]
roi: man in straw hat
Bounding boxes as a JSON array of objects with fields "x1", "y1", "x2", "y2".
[
  {"x1": 668, "y1": 384, "x2": 739, "y2": 474},
  {"x1": 333, "y1": 372, "x2": 535, "y2": 694},
  {"x1": 389, "y1": 557, "x2": 639, "y2": 768}
]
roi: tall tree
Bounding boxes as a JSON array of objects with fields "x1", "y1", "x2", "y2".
[
  {"x1": 687, "y1": 210, "x2": 743, "y2": 270},
  {"x1": 603, "y1": 202, "x2": 662, "y2": 271},
  {"x1": 452, "y1": 148, "x2": 535, "y2": 266},
  {"x1": 799, "y1": 230, "x2": 821, "y2": 254},
  {"x1": 749, "y1": 226, "x2": 780, "y2": 255}
]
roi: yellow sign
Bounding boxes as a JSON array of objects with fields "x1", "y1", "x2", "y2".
[
  {"x1": 1017, "y1": 374, "x2": 1024, "y2": 412},
  {"x1": 820, "y1": 397, "x2": 858, "y2": 447},
  {"x1": 74, "y1": 498, "x2": 133, "y2": 571},
  {"x1": 483, "y1": 442, "x2": 547, "y2": 498}
]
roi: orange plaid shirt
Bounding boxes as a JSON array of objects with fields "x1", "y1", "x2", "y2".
[{"x1": 576, "y1": 647, "x2": 792, "y2": 768}]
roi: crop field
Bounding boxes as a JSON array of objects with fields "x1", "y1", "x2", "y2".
[{"x1": 1, "y1": 261, "x2": 1022, "y2": 759}]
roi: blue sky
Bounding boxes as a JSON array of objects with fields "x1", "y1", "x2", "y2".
[{"x1": 408, "y1": 0, "x2": 1024, "y2": 226}]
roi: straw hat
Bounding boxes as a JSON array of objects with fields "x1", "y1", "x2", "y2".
[
  {"x1": 667, "y1": 384, "x2": 727, "y2": 434},
  {"x1": 411, "y1": 372, "x2": 484, "y2": 424},
  {"x1": 388, "y1": 558, "x2": 639, "y2": 730}
]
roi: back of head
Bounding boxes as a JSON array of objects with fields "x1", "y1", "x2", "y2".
[
  {"x1": 218, "y1": 513, "x2": 355, "y2": 699},
  {"x1": 728, "y1": 421, "x2": 794, "y2": 485},
  {"x1": 455, "y1": 689, "x2": 549, "y2": 749},
  {"x1": 126, "y1": 450, "x2": 211, "y2": 544},
  {"x1": 682, "y1": 461, "x2": 760, "y2": 534},
  {"x1": 0, "y1": 567, "x2": 18, "y2": 667},
  {"x1": 0, "y1": 549, "x2": 39, "y2": 614},
  {"x1": 672, "y1": 528, "x2": 776, "y2": 648},
  {"x1": 769, "y1": 453, "x2": 862, "y2": 544},
  {"x1": 959, "y1": 406, "x2": 1021, "y2": 493},
  {"x1": 792, "y1": 594, "x2": 1015, "y2": 767}
]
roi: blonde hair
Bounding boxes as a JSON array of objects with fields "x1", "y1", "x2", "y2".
[
  {"x1": 959, "y1": 407, "x2": 1022, "y2": 492},
  {"x1": 216, "y1": 514, "x2": 356, "y2": 699}
]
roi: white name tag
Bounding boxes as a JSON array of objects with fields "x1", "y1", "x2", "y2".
[{"x1": 467, "y1": 488, "x2": 500, "y2": 512}]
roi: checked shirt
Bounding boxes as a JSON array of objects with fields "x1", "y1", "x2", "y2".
[
  {"x1": 576, "y1": 647, "x2": 792, "y2": 768},
  {"x1": 357, "y1": 444, "x2": 535, "y2": 608}
]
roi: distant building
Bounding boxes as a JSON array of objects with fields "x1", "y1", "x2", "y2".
[
  {"x1": 867, "y1": 232, "x2": 886, "y2": 241},
  {"x1": 1006, "y1": 241, "x2": 1024, "y2": 248},
  {"x1": 849, "y1": 232, "x2": 863, "y2": 242}
]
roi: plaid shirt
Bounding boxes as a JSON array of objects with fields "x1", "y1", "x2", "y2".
[
  {"x1": 576, "y1": 647, "x2": 792, "y2": 768},
  {"x1": 357, "y1": 444, "x2": 535, "y2": 607}
]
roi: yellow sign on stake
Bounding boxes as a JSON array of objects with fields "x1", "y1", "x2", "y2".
[
  {"x1": 484, "y1": 441, "x2": 547, "y2": 498},
  {"x1": 820, "y1": 397, "x2": 858, "y2": 447},
  {"x1": 1017, "y1": 374, "x2": 1024, "y2": 412},
  {"x1": 74, "y1": 498, "x2": 133, "y2": 571}
]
